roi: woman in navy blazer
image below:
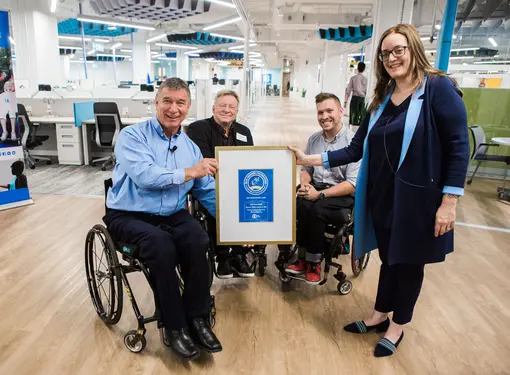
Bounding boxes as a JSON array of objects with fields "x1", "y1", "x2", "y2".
[{"x1": 290, "y1": 24, "x2": 470, "y2": 357}]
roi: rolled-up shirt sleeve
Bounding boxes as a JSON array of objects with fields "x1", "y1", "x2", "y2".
[
  {"x1": 301, "y1": 138, "x2": 314, "y2": 175},
  {"x1": 115, "y1": 128, "x2": 185, "y2": 190}
]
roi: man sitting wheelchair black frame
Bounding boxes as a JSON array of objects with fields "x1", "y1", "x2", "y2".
[
  {"x1": 275, "y1": 185, "x2": 370, "y2": 295},
  {"x1": 187, "y1": 196, "x2": 268, "y2": 278},
  {"x1": 84, "y1": 179, "x2": 216, "y2": 354}
]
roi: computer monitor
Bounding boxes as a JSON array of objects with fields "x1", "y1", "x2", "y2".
[
  {"x1": 140, "y1": 84, "x2": 148, "y2": 91},
  {"x1": 146, "y1": 85, "x2": 154, "y2": 92},
  {"x1": 38, "y1": 84, "x2": 51, "y2": 91}
]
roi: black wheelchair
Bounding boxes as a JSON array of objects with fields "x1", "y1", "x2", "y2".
[
  {"x1": 85, "y1": 179, "x2": 216, "y2": 353},
  {"x1": 275, "y1": 195, "x2": 370, "y2": 295},
  {"x1": 188, "y1": 197, "x2": 268, "y2": 277}
]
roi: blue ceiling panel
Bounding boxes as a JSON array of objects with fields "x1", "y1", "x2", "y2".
[
  {"x1": 318, "y1": 25, "x2": 373, "y2": 43},
  {"x1": 166, "y1": 32, "x2": 236, "y2": 45},
  {"x1": 58, "y1": 18, "x2": 136, "y2": 37}
]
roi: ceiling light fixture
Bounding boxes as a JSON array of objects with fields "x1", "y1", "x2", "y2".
[
  {"x1": 205, "y1": 0, "x2": 236, "y2": 9},
  {"x1": 474, "y1": 60, "x2": 510, "y2": 64},
  {"x1": 147, "y1": 33, "x2": 168, "y2": 43},
  {"x1": 488, "y1": 37, "x2": 498, "y2": 47},
  {"x1": 77, "y1": 16, "x2": 155, "y2": 31},
  {"x1": 120, "y1": 49, "x2": 132, "y2": 53},
  {"x1": 210, "y1": 32, "x2": 247, "y2": 42},
  {"x1": 155, "y1": 43, "x2": 197, "y2": 50},
  {"x1": 111, "y1": 42, "x2": 122, "y2": 49},
  {"x1": 59, "y1": 35, "x2": 91, "y2": 42},
  {"x1": 94, "y1": 38, "x2": 110, "y2": 43},
  {"x1": 59, "y1": 45, "x2": 82, "y2": 50},
  {"x1": 435, "y1": 24, "x2": 441, "y2": 30},
  {"x1": 204, "y1": 17, "x2": 242, "y2": 31},
  {"x1": 96, "y1": 53, "x2": 131, "y2": 58},
  {"x1": 185, "y1": 49, "x2": 203, "y2": 54},
  {"x1": 188, "y1": 53, "x2": 201, "y2": 57},
  {"x1": 449, "y1": 56, "x2": 474, "y2": 60},
  {"x1": 8, "y1": 36, "x2": 15, "y2": 45},
  {"x1": 50, "y1": 0, "x2": 57, "y2": 13},
  {"x1": 228, "y1": 43, "x2": 257, "y2": 50},
  {"x1": 87, "y1": 50, "x2": 96, "y2": 55}
]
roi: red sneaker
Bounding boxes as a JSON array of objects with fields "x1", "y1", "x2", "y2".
[
  {"x1": 305, "y1": 263, "x2": 321, "y2": 284},
  {"x1": 285, "y1": 259, "x2": 306, "y2": 274}
]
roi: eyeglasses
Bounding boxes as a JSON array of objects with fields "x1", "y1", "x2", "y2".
[
  {"x1": 217, "y1": 103, "x2": 238, "y2": 111},
  {"x1": 378, "y1": 45, "x2": 408, "y2": 62}
]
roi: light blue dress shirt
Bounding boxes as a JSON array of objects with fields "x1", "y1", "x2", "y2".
[{"x1": 106, "y1": 117, "x2": 216, "y2": 217}]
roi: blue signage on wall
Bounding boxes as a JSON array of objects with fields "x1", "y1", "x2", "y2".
[
  {"x1": 0, "y1": 12, "x2": 9, "y2": 49},
  {"x1": 238, "y1": 169, "x2": 274, "y2": 223}
]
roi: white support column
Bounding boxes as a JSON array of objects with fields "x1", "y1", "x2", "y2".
[
  {"x1": 132, "y1": 31, "x2": 151, "y2": 84},
  {"x1": 367, "y1": 0, "x2": 414, "y2": 99},
  {"x1": 11, "y1": 0, "x2": 61, "y2": 89},
  {"x1": 240, "y1": 21, "x2": 250, "y2": 122},
  {"x1": 176, "y1": 49, "x2": 189, "y2": 80}
]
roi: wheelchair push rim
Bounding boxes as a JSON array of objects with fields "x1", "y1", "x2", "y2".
[{"x1": 85, "y1": 224, "x2": 123, "y2": 325}]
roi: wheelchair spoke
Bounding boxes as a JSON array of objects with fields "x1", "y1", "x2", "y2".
[
  {"x1": 92, "y1": 248, "x2": 109, "y2": 272},
  {"x1": 99, "y1": 280, "x2": 112, "y2": 312}
]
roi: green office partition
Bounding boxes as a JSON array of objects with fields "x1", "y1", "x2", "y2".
[{"x1": 462, "y1": 88, "x2": 510, "y2": 166}]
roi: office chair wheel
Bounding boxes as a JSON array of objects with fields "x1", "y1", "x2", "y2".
[
  {"x1": 279, "y1": 271, "x2": 291, "y2": 284},
  {"x1": 85, "y1": 224, "x2": 123, "y2": 325},
  {"x1": 258, "y1": 255, "x2": 266, "y2": 277},
  {"x1": 46, "y1": 160, "x2": 52, "y2": 165},
  {"x1": 467, "y1": 180, "x2": 473, "y2": 185},
  {"x1": 124, "y1": 330, "x2": 147, "y2": 353},
  {"x1": 30, "y1": 165, "x2": 35, "y2": 170},
  {"x1": 337, "y1": 280, "x2": 352, "y2": 295},
  {"x1": 101, "y1": 166, "x2": 107, "y2": 171}
]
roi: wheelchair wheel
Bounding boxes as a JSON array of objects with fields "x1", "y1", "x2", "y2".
[
  {"x1": 337, "y1": 280, "x2": 352, "y2": 295},
  {"x1": 279, "y1": 271, "x2": 291, "y2": 283},
  {"x1": 350, "y1": 238, "x2": 366, "y2": 277},
  {"x1": 257, "y1": 255, "x2": 266, "y2": 277},
  {"x1": 124, "y1": 330, "x2": 147, "y2": 353},
  {"x1": 85, "y1": 224, "x2": 123, "y2": 325}
]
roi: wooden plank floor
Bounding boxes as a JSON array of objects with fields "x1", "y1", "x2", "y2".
[{"x1": 1, "y1": 97, "x2": 510, "y2": 375}]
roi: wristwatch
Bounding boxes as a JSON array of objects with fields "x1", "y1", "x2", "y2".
[{"x1": 318, "y1": 191, "x2": 326, "y2": 200}]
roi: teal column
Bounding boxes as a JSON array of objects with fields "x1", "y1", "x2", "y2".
[{"x1": 435, "y1": 0, "x2": 458, "y2": 72}]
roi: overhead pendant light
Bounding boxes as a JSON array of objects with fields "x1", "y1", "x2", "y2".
[
  {"x1": 204, "y1": 17, "x2": 242, "y2": 31},
  {"x1": 488, "y1": 37, "x2": 498, "y2": 47},
  {"x1": 209, "y1": 33, "x2": 246, "y2": 41},
  {"x1": 205, "y1": 0, "x2": 236, "y2": 9},
  {"x1": 147, "y1": 33, "x2": 168, "y2": 43},
  {"x1": 155, "y1": 43, "x2": 197, "y2": 50},
  {"x1": 77, "y1": 16, "x2": 155, "y2": 31},
  {"x1": 185, "y1": 49, "x2": 204, "y2": 54}
]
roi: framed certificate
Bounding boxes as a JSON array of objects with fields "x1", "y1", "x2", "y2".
[{"x1": 215, "y1": 146, "x2": 296, "y2": 245}]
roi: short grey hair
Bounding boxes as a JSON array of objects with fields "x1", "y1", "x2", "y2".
[
  {"x1": 214, "y1": 89, "x2": 240, "y2": 104},
  {"x1": 157, "y1": 77, "x2": 191, "y2": 100}
]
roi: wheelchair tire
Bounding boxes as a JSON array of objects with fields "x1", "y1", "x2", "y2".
[
  {"x1": 258, "y1": 255, "x2": 266, "y2": 277},
  {"x1": 124, "y1": 330, "x2": 147, "y2": 353},
  {"x1": 350, "y1": 238, "x2": 363, "y2": 277},
  {"x1": 85, "y1": 224, "x2": 123, "y2": 326},
  {"x1": 337, "y1": 280, "x2": 352, "y2": 295}
]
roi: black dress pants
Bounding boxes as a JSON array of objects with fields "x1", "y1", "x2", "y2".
[
  {"x1": 373, "y1": 226, "x2": 425, "y2": 325},
  {"x1": 296, "y1": 194, "x2": 353, "y2": 263},
  {"x1": 205, "y1": 212, "x2": 249, "y2": 260},
  {"x1": 104, "y1": 209, "x2": 211, "y2": 330},
  {"x1": 349, "y1": 95, "x2": 365, "y2": 126}
]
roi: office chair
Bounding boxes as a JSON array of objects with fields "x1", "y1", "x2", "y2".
[
  {"x1": 467, "y1": 125, "x2": 510, "y2": 189},
  {"x1": 17, "y1": 104, "x2": 52, "y2": 169},
  {"x1": 92, "y1": 102, "x2": 122, "y2": 171}
]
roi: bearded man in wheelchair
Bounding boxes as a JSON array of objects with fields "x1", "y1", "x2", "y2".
[
  {"x1": 103, "y1": 78, "x2": 221, "y2": 360},
  {"x1": 284, "y1": 93, "x2": 361, "y2": 284}
]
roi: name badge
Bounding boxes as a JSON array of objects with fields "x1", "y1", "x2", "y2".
[{"x1": 236, "y1": 133, "x2": 247, "y2": 142}]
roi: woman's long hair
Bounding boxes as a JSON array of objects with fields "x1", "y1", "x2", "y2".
[{"x1": 368, "y1": 24, "x2": 455, "y2": 113}]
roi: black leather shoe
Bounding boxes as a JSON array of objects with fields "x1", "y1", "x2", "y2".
[
  {"x1": 162, "y1": 327, "x2": 200, "y2": 360},
  {"x1": 216, "y1": 257, "x2": 234, "y2": 279},
  {"x1": 189, "y1": 317, "x2": 222, "y2": 353}
]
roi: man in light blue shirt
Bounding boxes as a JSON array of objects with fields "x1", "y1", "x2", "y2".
[{"x1": 104, "y1": 78, "x2": 221, "y2": 360}]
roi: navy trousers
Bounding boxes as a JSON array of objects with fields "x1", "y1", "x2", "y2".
[
  {"x1": 104, "y1": 209, "x2": 211, "y2": 330},
  {"x1": 374, "y1": 226, "x2": 425, "y2": 325}
]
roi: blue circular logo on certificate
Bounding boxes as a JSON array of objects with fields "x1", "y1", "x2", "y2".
[{"x1": 243, "y1": 171, "x2": 269, "y2": 196}]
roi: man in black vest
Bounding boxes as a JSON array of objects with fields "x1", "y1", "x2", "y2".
[{"x1": 187, "y1": 89, "x2": 255, "y2": 279}]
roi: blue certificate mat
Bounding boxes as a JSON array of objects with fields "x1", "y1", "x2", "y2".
[{"x1": 238, "y1": 169, "x2": 274, "y2": 223}]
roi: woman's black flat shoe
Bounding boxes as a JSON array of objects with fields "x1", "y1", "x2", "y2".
[
  {"x1": 374, "y1": 331, "x2": 404, "y2": 357},
  {"x1": 343, "y1": 318, "x2": 390, "y2": 334}
]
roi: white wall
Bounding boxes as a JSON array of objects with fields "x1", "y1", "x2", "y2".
[{"x1": 68, "y1": 60, "x2": 134, "y2": 83}]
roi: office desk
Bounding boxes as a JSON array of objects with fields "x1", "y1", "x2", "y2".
[
  {"x1": 81, "y1": 117, "x2": 151, "y2": 166},
  {"x1": 81, "y1": 117, "x2": 191, "y2": 165},
  {"x1": 28, "y1": 116, "x2": 83, "y2": 165}
]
